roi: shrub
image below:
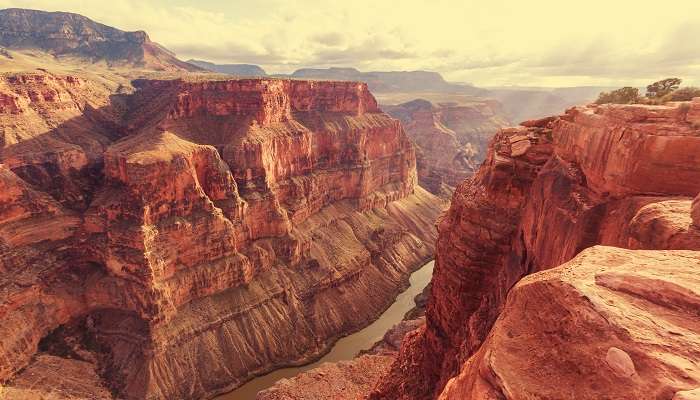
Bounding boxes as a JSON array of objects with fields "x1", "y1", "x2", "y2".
[
  {"x1": 595, "y1": 87, "x2": 641, "y2": 105},
  {"x1": 664, "y1": 87, "x2": 700, "y2": 101},
  {"x1": 594, "y1": 78, "x2": 697, "y2": 106},
  {"x1": 646, "y1": 78, "x2": 682, "y2": 98}
]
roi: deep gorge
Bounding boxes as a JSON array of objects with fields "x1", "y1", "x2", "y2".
[
  {"x1": 1, "y1": 7, "x2": 699, "y2": 400},
  {"x1": 0, "y1": 73, "x2": 441, "y2": 399}
]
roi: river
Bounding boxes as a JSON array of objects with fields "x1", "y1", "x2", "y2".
[{"x1": 217, "y1": 259, "x2": 435, "y2": 399}]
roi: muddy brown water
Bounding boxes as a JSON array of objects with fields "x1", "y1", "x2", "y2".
[{"x1": 216, "y1": 259, "x2": 435, "y2": 400}]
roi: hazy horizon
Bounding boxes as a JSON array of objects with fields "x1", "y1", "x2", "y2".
[{"x1": 1, "y1": 0, "x2": 699, "y2": 88}]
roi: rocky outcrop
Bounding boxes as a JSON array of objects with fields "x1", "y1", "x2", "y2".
[
  {"x1": 256, "y1": 354, "x2": 396, "y2": 400},
  {"x1": 0, "y1": 74, "x2": 441, "y2": 399},
  {"x1": 384, "y1": 99, "x2": 509, "y2": 197},
  {"x1": 371, "y1": 101, "x2": 700, "y2": 399},
  {"x1": 0, "y1": 8, "x2": 199, "y2": 71},
  {"x1": 438, "y1": 247, "x2": 700, "y2": 400},
  {"x1": 2, "y1": 355, "x2": 114, "y2": 400},
  {"x1": 0, "y1": 72, "x2": 120, "y2": 210}
]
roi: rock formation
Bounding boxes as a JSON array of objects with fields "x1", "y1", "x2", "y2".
[
  {"x1": 0, "y1": 8, "x2": 200, "y2": 71},
  {"x1": 0, "y1": 72, "x2": 441, "y2": 399},
  {"x1": 384, "y1": 99, "x2": 509, "y2": 197},
  {"x1": 369, "y1": 101, "x2": 700, "y2": 399},
  {"x1": 256, "y1": 354, "x2": 396, "y2": 400},
  {"x1": 437, "y1": 246, "x2": 699, "y2": 399}
]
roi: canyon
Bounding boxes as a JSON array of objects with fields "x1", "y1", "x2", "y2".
[
  {"x1": 384, "y1": 99, "x2": 509, "y2": 197},
  {"x1": 1, "y1": 7, "x2": 699, "y2": 400},
  {"x1": 193, "y1": 64, "x2": 610, "y2": 123},
  {"x1": 0, "y1": 69, "x2": 441, "y2": 399},
  {"x1": 264, "y1": 101, "x2": 700, "y2": 399},
  {"x1": 370, "y1": 100, "x2": 700, "y2": 399},
  {"x1": 239, "y1": 261, "x2": 433, "y2": 400}
]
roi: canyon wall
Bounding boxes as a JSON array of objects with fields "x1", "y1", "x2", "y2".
[
  {"x1": 0, "y1": 73, "x2": 441, "y2": 399},
  {"x1": 384, "y1": 99, "x2": 509, "y2": 198},
  {"x1": 371, "y1": 101, "x2": 700, "y2": 399}
]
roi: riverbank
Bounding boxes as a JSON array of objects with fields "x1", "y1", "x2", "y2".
[{"x1": 218, "y1": 260, "x2": 435, "y2": 399}]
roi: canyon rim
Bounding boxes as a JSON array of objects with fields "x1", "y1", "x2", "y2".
[{"x1": 0, "y1": 2, "x2": 699, "y2": 400}]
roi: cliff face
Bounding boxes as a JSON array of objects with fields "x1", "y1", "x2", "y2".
[
  {"x1": 384, "y1": 99, "x2": 509, "y2": 198},
  {"x1": 0, "y1": 72, "x2": 120, "y2": 210},
  {"x1": 372, "y1": 101, "x2": 700, "y2": 399},
  {"x1": 0, "y1": 73, "x2": 441, "y2": 399},
  {"x1": 0, "y1": 8, "x2": 199, "y2": 71}
]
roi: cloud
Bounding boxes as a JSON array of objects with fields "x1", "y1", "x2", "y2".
[
  {"x1": 170, "y1": 42, "x2": 289, "y2": 65},
  {"x1": 308, "y1": 36, "x2": 415, "y2": 66},
  {"x1": 2, "y1": 0, "x2": 700, "y2": 86},
  {"x1": 311, "y1": 32, "x2": 346, "y2": 47},
  {"x1": 514, "y1": 22, "x2": 700, "y2": 84}
]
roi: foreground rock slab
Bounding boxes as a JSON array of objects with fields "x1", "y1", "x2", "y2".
[{"x1": 438, "y1": 246, "x2": 700, "y2": 400}]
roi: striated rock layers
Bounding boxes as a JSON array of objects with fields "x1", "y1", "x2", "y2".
[
  {"x1": 384, "y1": 99, "x2": 509, "y2": 198},
  {"x1": 372, "y1": 101, "x2": 700, "y2": 399},
  {"x1": 0, "y1": 72, "x2": 441, "y2": 399}
]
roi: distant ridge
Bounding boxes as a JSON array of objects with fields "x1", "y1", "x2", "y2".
[
  {"x1": 0, "y1": 8, "x2": 201, "y2": 71},
  {"x1": 285, "y1": 67, "x2": 484, "y2": 94},
  {"x1": 187, "y1": 59, "x2": 267, "y2": 76}
]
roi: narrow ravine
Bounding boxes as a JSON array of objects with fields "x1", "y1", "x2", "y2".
[{"x1": 218, "y1": 260, "x2": 435, "y2": 400}]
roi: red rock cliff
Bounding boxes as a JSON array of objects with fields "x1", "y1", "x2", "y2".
[
  {"x1": 0, "y1": 74, "x2": 441, "y2": 400},
  {"x1": 372, "y1": 101, "x2": 700, "y2": 399}
]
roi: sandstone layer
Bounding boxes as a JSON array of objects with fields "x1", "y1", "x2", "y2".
[
  {"x1": 371, "y1": 101, "x2": 700, "y2": 399},
  {"x1": 384, "y1": 99, "x2": 509, "y2": 198},
  {"x1": 0, "y1": 72, "x2": 441, "y2": 400}
]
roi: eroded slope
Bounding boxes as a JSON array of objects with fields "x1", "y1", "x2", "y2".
[
  {"x1": 371, "y1": 100, "x2": 700, "y2": 399},
  {"x1": 0, "y1": 74, "x2": 441, "y2": 400}
]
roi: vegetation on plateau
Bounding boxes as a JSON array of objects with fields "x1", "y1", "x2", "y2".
[{"x1": 595, "y1": 78, "x2": 700, "y2": 105}]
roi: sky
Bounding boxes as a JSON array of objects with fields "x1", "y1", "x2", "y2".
[{"x1": 2, "y1": 0, "x2": 700, "y2": 87}]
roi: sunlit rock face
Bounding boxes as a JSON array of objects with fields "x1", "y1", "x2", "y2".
[
  {"x1": 371, "y1": 101, "x2": 700, "y2": 400},
  {"x1": 0, "y1": 73, "x2": 442, "y2": 400},
  {"x1": 384, "y1": 99, "x2": 509, "y2": 198}
]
